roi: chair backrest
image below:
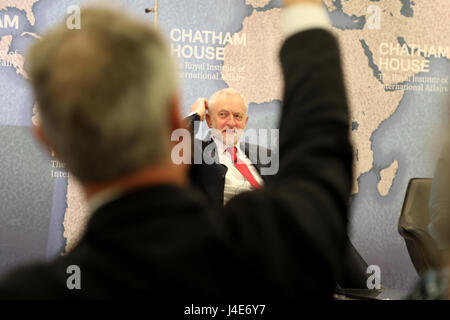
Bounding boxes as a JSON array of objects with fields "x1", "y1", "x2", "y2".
[{"x1": 398, "y1": 178, "x2": 443, "y2": 276}]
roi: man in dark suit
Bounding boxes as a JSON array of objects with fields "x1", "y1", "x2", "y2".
[
  {"x1": 0, "y1": 0, "x2": 352, "y2": 301},
  {"x1": 186, "y1": 89, "x2": 276, "y2": 209}
]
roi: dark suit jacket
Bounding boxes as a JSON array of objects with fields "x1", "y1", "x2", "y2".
[
  {"x1": 0, "y1": 29, "x2": 352, "y2": 301},
  {"x1": 186, "y1": 114, "x2": 274, "y2": 208}
]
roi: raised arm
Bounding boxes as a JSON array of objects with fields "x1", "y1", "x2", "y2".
[{"x1": 222, "y1": 0, "x2": 353, "y2": 298}]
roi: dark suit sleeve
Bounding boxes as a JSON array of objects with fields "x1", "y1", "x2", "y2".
[
  {"x1": 184, "y1": 113, "x2": 201, "y2": 137},
  {"x1": 220, "y1": 29, "x2": 353, "y2": 298}
]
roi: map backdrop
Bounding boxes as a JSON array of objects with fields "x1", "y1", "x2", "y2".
[{"x1": 0, "y1": 0, "x2": 449, "y2": 290}]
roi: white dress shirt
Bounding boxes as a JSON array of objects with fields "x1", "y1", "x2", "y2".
[{"x1": 212, "y1": 137, "x2": 264, "y2": 205}]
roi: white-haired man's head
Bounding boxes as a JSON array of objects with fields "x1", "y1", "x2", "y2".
[
  {"x1": 206, "y1": 88, "x2": 249, "y2": 147},
  {"x1": 28, "y1": 6, "x2": 178, "y2": 182}
]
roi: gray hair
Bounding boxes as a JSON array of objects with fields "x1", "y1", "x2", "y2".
[
  {"x1": 208, "y1": 88, "x2": 248, "y2": 114},
  {"x1": 28, "y1": 6, "x2": 177, "y2": 182}
]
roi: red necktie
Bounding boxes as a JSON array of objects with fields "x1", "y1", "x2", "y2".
[{"x1": 227, "y1": 147, "x2": 261, "y2": 189}]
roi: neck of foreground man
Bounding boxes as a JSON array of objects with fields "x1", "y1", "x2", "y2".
[{"x1": 82, "y1": 160, "x2": 188, "y2": 202}]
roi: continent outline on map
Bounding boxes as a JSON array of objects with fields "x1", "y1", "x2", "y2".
[
  {"x1": 246, "y1": 0, "x2": 271, "y2": 9},
  {"x1": 0, "y1": 0, "x2": 40, "y2": 26},
  {"x1": 0, "y1": 0, "x2": 42, "y2": 79},
  {"x1": 224, "y1": 0, "x2": 449, "y2": 196},
  {"x1": 332, "y1": 0, "x2": 449, "y2": 194}
]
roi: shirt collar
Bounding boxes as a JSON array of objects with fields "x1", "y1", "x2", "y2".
[{"x1": 211, "y1": 136, "x2": 244, "y2": 158}]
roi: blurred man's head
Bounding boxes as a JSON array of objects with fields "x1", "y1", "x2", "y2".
[
  {"x1": 206, "y1": 88, "x2": 249, "y2": 147},
  {"x1": 28, "y1": 6, "x2": 178, "y2": 183}
]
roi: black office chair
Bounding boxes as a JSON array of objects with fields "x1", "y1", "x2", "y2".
[{"x1": 398, "y1": 178, "x2": 443, "y2": 276}]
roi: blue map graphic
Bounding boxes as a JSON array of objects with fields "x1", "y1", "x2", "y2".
[{"x1": 0, "y1": 0, "x2": 448, "y2": 291}]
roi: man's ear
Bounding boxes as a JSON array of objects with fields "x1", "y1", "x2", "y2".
[
  {"x1": 245, "y1": 115, "x2": 249, "y2": 127},
  {"x1": 205, "y1": 114, "x2": 212, "y2": 128},
  {"x1": 169, "y1": 93, "x2": 183, "y2": 131},
  {"x1": 33, "y1": 125, "x2": 55, "y2": 156}
]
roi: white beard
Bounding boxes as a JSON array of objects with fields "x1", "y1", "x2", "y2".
[{"x1": 210, "y1": 127, "x2": 244, "y2": 147}]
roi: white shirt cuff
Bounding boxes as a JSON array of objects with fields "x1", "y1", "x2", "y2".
[
  {"x1": 187, "y1": 111, "x2": 199, "y2": 117},
  {"x1": 282, "y1": 3, "x2": 331, "y2": 38}
]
